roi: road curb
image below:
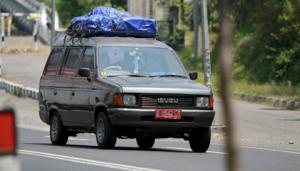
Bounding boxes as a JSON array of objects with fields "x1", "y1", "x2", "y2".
[
  {"x1": 233, "y1": 92, "x2": 300, "y2": 110},
  {"x1": 0, "y1": 78, "x2": 39, "y2": 101},
  {"x1": 212, "y1": 124, "x2": 226, "y2": 134}
]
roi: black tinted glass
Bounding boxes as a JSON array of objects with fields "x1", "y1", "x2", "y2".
[
  {"x1": 64, "y1": 48, "x2": 83, "y2": 69},
  {"x1": 80, "y1": 47, "x2": 95, "y2": 69},
  {"x1": 45, "y1": 47, "x2": 63, "y2": 75}
]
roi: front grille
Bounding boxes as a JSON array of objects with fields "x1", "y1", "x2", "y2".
[{"x1": 141, "y1": 95, "x2": 194, "y2": 108}]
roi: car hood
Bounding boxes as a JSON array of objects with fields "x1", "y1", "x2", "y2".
[{"x1": 105, "y1": 77, "x2": 211, "y2": 95}]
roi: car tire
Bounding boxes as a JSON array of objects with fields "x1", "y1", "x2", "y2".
[
  {"x1": 95, "y1": 112, "x2": 117, "y2": 149},
  {"x1": 189, "y1": 127, "x2": 211, "y2": 153},
  {"x1": 50, "y1": 113, "x2": 68, "y2": 145},
  {"x1": 136, "y1": 137, "x2": 155, "y2": 149}
]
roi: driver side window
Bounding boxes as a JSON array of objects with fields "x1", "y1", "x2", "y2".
[{"x1": 79, "y1": 47, "x2": 95, "y2": 76}]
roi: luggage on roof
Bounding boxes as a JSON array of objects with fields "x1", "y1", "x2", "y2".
[{"x1": 66, "y1": 7, "x2": 157, "y2": 38}]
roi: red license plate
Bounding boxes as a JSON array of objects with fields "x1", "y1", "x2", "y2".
[{"x1": 155, "y1": 109, "x2": 182, "y2": 120}]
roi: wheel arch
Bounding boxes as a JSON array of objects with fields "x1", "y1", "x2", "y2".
[
  {"x1": 48, "y1": 106, "x2": 60, "y2": 122},
  {"x1": 94, "y1": 104, "x2": 108, "y2": 123}
]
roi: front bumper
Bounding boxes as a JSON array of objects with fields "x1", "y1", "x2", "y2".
[{"x1": 107, "y1": 108, "x2": 215, "y2": 128}]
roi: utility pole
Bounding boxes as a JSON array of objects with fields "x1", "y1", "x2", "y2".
[
  {"x1": 142, "y1": 0, "x2": 147, "y2": 18},
  {"x1": 200, "y1": 0, "x2": 212, "y2": 88},
  {"x1": 193, "y1": 0, "x2": 200, "y2": 60},
  {"x1": 51, "y1": 0, "x2": 56, "y2": 48},
  {"x1": 0, "y1": 15, "x2": 4, "y2": 48},
  {"x1": 149, "y1": 0, "x2": 154, "y2": 19},
  {"x1": 0, "y1": 14, "x2": 4, "y2": 77}
]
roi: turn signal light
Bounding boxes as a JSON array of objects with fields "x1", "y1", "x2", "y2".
[
  {"x1": 113, "y1": 94, "x2": 123, "y2": 106},
  {"x1": 0, "y1": 108, "x2": 16, "y2": 155},
  {"x1": 210, "y1": 96, "x2": 214, "y2": 110}
]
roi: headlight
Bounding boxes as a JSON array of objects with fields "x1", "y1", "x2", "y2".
[
  {"x1": 123, "y1": 95, "x2": 136, "y2": 106},
  {"x1": 196, "y1": 97, "x2": 210, "y2": 108}
]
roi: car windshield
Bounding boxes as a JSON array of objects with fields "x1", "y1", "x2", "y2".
[{"x1": 98, "y1": 46, "x2": 188, "y2": 78}]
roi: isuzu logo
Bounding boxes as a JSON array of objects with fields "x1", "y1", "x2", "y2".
[{"x1": 157, "y1": 98, "x2": 179, "y2": 104}]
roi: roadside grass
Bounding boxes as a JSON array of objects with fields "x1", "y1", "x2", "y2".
[
  {"x1": 231, "y1": 80, "x2": 300, "y2": 100},
  {"x1": 195, "y1": 72, "x2": 300, "y2": 100}
]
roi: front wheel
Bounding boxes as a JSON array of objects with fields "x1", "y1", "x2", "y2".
[
  {"x1": 136, "y1": 137, "x2": 155, "y2": 149},
  {"x1": 95, "y1": 112, "x2": 117, "y2": 149},
  {"x1": 189, "y1": 127, "x2": 211, "y2": 153},
  {"x1": 50, "y1": 113, "x2": 68, "y2": 145}
]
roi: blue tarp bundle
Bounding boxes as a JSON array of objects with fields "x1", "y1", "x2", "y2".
[{"x1": 66, "y1": 6, "x2": 157, "y2": 38}]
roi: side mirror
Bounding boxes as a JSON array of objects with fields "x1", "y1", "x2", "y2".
[
  {"x1": 78, "y1": 68, "x2": 90, "y2": 78},
  {"x1": 189, "y1": 71, "x2": 198, "y2": 80}
]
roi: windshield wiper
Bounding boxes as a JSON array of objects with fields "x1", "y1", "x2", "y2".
[
  {"x1": 126, "y1": 74, "x2": 147, "y2": 77},
  {"x1": 150, "y1": 74, "x2": 188, "y2": 78},
  {"x1": 107, "y1": 74, "x2": 147, "y2": 77}
]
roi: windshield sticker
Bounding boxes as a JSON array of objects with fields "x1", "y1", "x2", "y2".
[{"x1": 100, "y1": 71, "x2": 108, "y2": 77}]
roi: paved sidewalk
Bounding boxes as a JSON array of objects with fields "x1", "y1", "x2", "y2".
[
  {"x1": 1, "y1": 52, "x2": 48, "y2": 89},
  {"x1": 1, "y1": 36, "x2": 50, "y2": 89},
  {"x1": 0, "y1": 90, "x2": 48, "y2": 131}
]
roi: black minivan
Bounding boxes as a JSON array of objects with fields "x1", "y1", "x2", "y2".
[{"x1": 39, "y1": 34, "x2": 215, "y2": 152}]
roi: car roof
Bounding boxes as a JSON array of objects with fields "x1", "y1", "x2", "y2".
[{"x1": 53, "y1": 33, "x2": 169, "y2": 48}]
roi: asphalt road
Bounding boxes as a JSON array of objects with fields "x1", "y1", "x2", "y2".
[{"x1": 18, "y1": 127, "x2": 300, "y2": 171}]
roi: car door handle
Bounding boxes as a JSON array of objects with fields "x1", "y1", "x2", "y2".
[
  {"x1": 71, "y1": 91, "x2": 75, "y2": 96},
  {"x1": 53, "y1": 90, "x2": 57, "y2": 95}
]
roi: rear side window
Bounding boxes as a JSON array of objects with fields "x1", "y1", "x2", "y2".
[
  {"x1": 45, "y1": 47, "x2": 63, "y2": 76},
  {"x1": 62, "y1": 47, "x2": 83, "y2": 76}
]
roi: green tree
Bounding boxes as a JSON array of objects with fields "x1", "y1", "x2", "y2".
[
  {"x1": 44, "y1": 0, "x2": 126, "y2": 26},
  {"x1": 235, "y1": 0, "x2": 300, "y2": 84}
]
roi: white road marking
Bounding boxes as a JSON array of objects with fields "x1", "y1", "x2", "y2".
[
  {"x1": 43, "y1": 136, "x2": 89, "y2": 141},
  {"x1": 240, "y1": 146, "x2": 300, "y2": 156},
  {"x1": 160, "y1": 140, "x2": 300, "y2": 156},
  {"x1": 211, "y1": 143, "x2": 300, "y2": 156},
  {"x1": 163, "y1": 147, "x2": 227, "y2": 155},
  {"x1": 19, "y1": 149, "x2": 165, "y2": 171}
]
